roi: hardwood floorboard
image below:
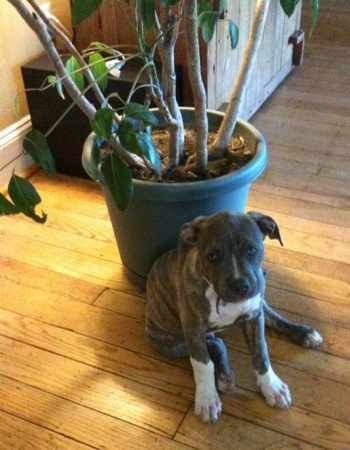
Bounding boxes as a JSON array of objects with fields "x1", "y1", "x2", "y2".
[
  {"x1": 0, "y1": 336, "x2": 188, "y2": 437},
  {"x1": 0, "y1": 256, "x2": 104, "y2": 303},
  {"x1": 176, "y1": 412, "x2": 320, "y2": 450},
  {"x1": 0, "y1": 377, "x2": 193, "y2": 450},
  {"x1": 1, "y1": 1, "x2": 349, "y2": 448},
  {"x1": 0, "y1": 410, "x2": 93, "y2": 450}
]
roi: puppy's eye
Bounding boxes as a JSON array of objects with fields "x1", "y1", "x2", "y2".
[{"x1": 208, "y1": 251, "x2": 220, "y2": 262}]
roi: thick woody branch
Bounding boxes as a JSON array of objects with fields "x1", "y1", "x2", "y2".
[
  {"x1": 183, "y1": 0, "x2": 208, "y2": 173},
  {"x1": 8, "y1": 0, "x2": 97, "y2": 120},
  {"x1": 157, "y1": 5, "x2": 184, "y2": 167},
  {"x1": 211, "y1": 0, "x2": 272, "y2": 157},
  {"x1": 27, "y1": 0, "x2": 114, "y2": 117},
  {"x1": 8, "y1": 0, "x2": 139, "y2": 166}
]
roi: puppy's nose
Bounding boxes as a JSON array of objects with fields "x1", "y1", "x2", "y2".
[{"x1": 228, "y1": 278, "x2": 250, "y2": 296}]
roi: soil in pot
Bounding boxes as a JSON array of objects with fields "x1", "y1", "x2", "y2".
[{"x1": 131, "y1": 128, "x2": 254, "y2": 183}]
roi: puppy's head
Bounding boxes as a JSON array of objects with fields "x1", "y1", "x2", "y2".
[{"x1": 179, "y1": 211, "x2": 283, "y2": 303}]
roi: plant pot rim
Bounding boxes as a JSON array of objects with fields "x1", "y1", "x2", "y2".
[{"x1": 82, "y1": 107, "x2": 267, "y2": 201}]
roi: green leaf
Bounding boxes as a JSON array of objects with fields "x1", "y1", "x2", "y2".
[
  {"x1": 228, "y1": 19, "x2": 239, "y2": 49},
  {"x1": 23, "y1": 130, "x2": 56, "y2": 175},
  {"x1": 90, "y1": 108, "x2": 115, "y2": 138},
  {"x1": 198, "y1": 11, "x2": 221, "y2": 44},
  {"x1": 123, "y1": 103, "x2": 158, "y2": 126},
  {"x1": 198, "y1": 0, "x2": 227, "y2": 19},
  {"x1": 218, "y1": 0, "x2": 227, "y2": 14},
  {"x1": 56, "y1": 77, "x2": 65, "y2": 99},
  {"x1": 118, "y1": 120, "x2": 140, "y2": 155},
  {"x1": 89, "y1": 52, "x2": 108, "y2": 90},
  {"x1": 279, "y1": 0, "x2": 300, "y2": 17},
  {"x1": 66, "y1": 56, "x2": 84, "y2": 92},
  {"x1": 71, "y1": 0, "x2": 103, "y2": 26},
  {"x1": 47, "y1": 75, "x2": 56, "y2": 85},
  {"x1": 141, "y1": 0, "x2": 156, "y2": 30},
  {"x1": 0, "y1": 193, "x2": 20, "y2": 216},
  {"x1": 197, "y1": 0, "x2": 213, "y2": 16},
  {"x1": 8, "y1": 175, "x2": 47, "y2": 223},
  {"x1": 89, "y1": 41, "x2": 119, "y2": 57},
  {"x1": 137, "y1": 132, "x2": 161, "y2": 175},
  {"x1": 47, "y1": 74, "x2": 65, "y2": 100},
  {"x1": 309, "y1": 0, "x2": 319, "y2": 36},
  {"x1": 101, "y1": 153, "x2": 133, "y2": 212}
]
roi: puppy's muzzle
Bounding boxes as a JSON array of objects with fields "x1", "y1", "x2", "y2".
[
  {"x1": 220, "y1": 277, "x2": 253, "y2": 302},
  {"x1": 228, "y1": 277, "x2": 250, "y2": 296}
]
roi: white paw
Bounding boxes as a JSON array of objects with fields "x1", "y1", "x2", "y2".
[
  {"x1": 194, "y1": 389, "x2": 222, "y2": 423},
  {"x1": 256, "y1": 367, "x2": 291, "y2": 409},
  {"x1": 191, "y1": 358, "x2": 222, "y2": 423},
  {"x1": 304, "y1": 330, "x2": 323, "y2": 348}
]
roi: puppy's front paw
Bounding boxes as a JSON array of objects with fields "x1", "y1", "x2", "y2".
[
  {"x1": 256, "y1": 367, "x2": 291, "y2": 409},
  {"x1": 194, "y1": 390, "x2": 222, "y2": 423},
  {"x1": 191, "y1": 358, "x2": 222, "y2": 423}
]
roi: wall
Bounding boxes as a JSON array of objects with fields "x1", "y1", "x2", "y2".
[
  {"x1": 0, "y1": 0, "x2": 71, "y2": 189},
  {"x1": 0, "y1": 0, "x2": 71, "y2": 130}
]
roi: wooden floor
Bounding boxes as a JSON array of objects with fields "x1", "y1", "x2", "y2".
[{"x1": 1, "y1": 2, "x2": 349, "y2": 449}]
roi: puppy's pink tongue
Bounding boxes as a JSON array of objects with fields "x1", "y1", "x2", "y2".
[{"x1": 216, "y1": 297, "x2": 227, "y2": 314}]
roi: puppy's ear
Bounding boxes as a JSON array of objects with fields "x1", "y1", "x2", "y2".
[
  {"x1": 179, "y1": 216, "x2": 206, "y2": 248},
  {"x1": 247, "y1": 211, "x2": 283, "y2": 247}
]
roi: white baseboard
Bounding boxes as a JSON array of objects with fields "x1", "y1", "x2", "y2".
[{"x1": 0, "y1": 116, "x2": 34, "y2": 190}]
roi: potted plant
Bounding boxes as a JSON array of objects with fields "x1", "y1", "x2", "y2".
[{"x1": 1, "y1": 0, "x2": 318, "y2": 287}]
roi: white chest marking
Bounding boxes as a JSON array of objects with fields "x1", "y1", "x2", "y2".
[{"x1": 205, "y1": 285, "x2": 262, "y2": 329}]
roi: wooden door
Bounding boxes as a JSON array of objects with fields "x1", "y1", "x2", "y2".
[{"x1": 206, "y1": 0, "x2": 302, "y2": 118}]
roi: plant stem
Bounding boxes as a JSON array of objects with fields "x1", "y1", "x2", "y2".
[
  {"x1": 131, "y1": 1, "x2": 182, "y2": 143},
  {"x1": 158, "y1": 5, "x2": 184, "y2": 168},
  {"x1": 26, "y1": 0, "x2": 112, "y2": 116},
  {"x1": 8, "y1": 0, "x2": 97, "y2": 121},
  {"x1": 8, "y1": 0, "x2": 141, "y2": 167},
  {"x1": 183, "y1": 0, "x2": 208, "y2": 173},
  {"x1": 211, "y1": 0, "x2": 271, "y2": 157}
]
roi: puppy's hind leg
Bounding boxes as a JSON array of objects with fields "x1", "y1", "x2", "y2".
[
  {"x1": 146, "y1": 325, "x2": 189, "y2": 358},
  {"x1": 206, "y1": 334, "x2": 235, "y2": 394},
  {"x1": 263, "y1": 300, "x2": 322, "y2": 348}
]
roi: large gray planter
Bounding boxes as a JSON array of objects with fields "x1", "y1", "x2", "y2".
[{"x1": 82, "y1": 107, "x2": 268, "y2": 289}]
